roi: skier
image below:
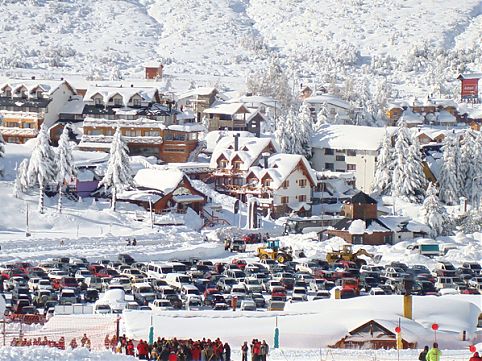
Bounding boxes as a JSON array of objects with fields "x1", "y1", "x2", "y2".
[
  {"x1": 126, "y1": 239, "x2": 131, "y2": 246},
  {"x1": 426, "y1": 343, "x2": 442, "y2": 361},
  {"x1": 223, "y1": 342, "x2": 231, "y2": 361},
  {"x1": 418, "y1": 345, "x2": 429, "y2": 361},
  {"x1": 132, "y1": 238, "x2": 137, "y2": 246}
]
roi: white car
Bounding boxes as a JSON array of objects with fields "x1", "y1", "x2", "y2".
[
  {"x1": 28, "y1": 277, "x2": 41, "y2": 291},
  {"x1": 94, "y1": 304, "x2": 112, "y2": 314},
  {"x1": 369, "y1": 287, "x2": 385, "y2": 296},
  {"x1": 292, "y1": 287, "x2": 308, "y2": 301},
  {"x1": 150, "y1": 299, "x2": 174, "y2": 311},
  {"x1": 37, "y1": 279, "x2": 53, "y2": 291},
  {"x1": 240, "y1": 300, "x2": 257, "y2": 311},
  {"x1": 242, "y1": 278, "x2": 263, "y2": 294},
  {"x1": 109, "y1": 277, "x2": 132, "y2": 292},
  {"x1": 468, "y1": 277, "x2": 482, "y2": 290},
  {"x1": 75, "y1": 269, "x2": 92, "y2": 281}
]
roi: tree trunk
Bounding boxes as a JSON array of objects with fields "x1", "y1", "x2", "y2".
[
  {"x1": 57, "y1": 182, "x2": 63, "y2": 214},
  {"x1": 111, "y1": 187, "x2": 116, "y2": 211},
  {"x1": 38, "y1": 181, "x2": 44, "y2": 214}
]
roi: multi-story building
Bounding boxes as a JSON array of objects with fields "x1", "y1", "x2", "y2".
[
  {"x1": 311, "y1": 125, "x2": 397, "y2": 192},
  {"x1": 77, "y1": 85, "x2": 204, "y2": 162},
  {"x1": 0, "y1": 79, "x2": 76, "y2": 143},
  {"x1": 176, "y1": 87, "x2": 218, "y2": 121}
]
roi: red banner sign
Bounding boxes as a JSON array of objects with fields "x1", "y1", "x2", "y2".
[{"x1": 461, "y1": 79, "x2": 479, "y2": 97}]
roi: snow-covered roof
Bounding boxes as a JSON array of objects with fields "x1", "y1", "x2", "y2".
[
  {"x1": 209, "y1": 136, "x2": 278, "y2": 170},
  {"x1": 83, "y1": 116, "x2": 167, "y2": 129},
  {"x1": 203, "y1": 130, "x2": 254, "y2": 153},
  {"x1": 457, "y1": 73, "x2": 482, "y2": 80},
  {"x1": 203, "y1": 102, "x2": 250, "y2": 116},
  {"x1": 168, "y1": 123, "x2": 205, "y2": 132},
  {"x1": 247, "y1": 153, "x2": 317, "y2": 190},
  {"x1": 177, "y1": 87, "x2": 217, "y2": 100},
  {"x1": 84, "y1": 86, "x2": 158, "y2": 106},
  {"x1": 0, "y1": 79, "x2": 75, "y2": 97},
  {"x1": 134, "y1": 168, "x2": 184, "y2": 194},
  {"x1": 435, "y1": 110, "x2": 456, "y2": 124},
  {"x1": 304, "y1": 94, "x2": 352, "y2": 110},
  {"x1": 226, "y1": 95, "x2": 280, "y2": 109},
  {"x1": 59, "y1": 95, "x2": 85, "y2": 114},
  {"x1": 117, "y1": 189, "x2": 163, "y2": 203},
  {"x1": 399, "y1": 109, "x2": 424, "y2": 125},
  {"x1": 311, "y1": 124, "x2": 397, "y2": 151}
]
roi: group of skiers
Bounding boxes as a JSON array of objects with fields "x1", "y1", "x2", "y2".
[
  {"x1": 241, "y1": 339, "x2": 269, "y2": 361},
  {"x1": 126, "y1": 238, "x2": 137, "y2": 246},
  {"x1": 114, "y1": 335, "x2": 231, "y2": 361},
  {"x1": 418, "y1": 343, "x2": 481, "y2": 361}
]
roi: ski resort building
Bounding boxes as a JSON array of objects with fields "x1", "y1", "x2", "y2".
[
  {"x1": 385, "y1": 98, "x2": 459, "y2": 126},
  {"x1": 304, "y1": 94, "x2": 353, "y2": 124},
  {"x1": 458, "y1": 72, "x2": 481, "y2": 103},
  {"x1": 203, "y1": 102, "x2": 252, "y2": 132},
  {"x1": 323, "y1": 192, "x2": 394, "y2": 245},
  {"x1": 0, "y1": 79, "x2": 77, "y2": 143},
  {"x1": 77, "y1": 85, "x2": 205, "y2": 162},
  {"x1": 311, "y1": 125, "x2": 397, "y2": 192},
  {"x1": 176, "y1": 87, "x2": 219, "y2": 122}
]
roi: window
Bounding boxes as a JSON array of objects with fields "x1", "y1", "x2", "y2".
[
  {"x1": 94, "y1": 97, "x2": 103, "y2": 105},
  {"x1": 384, "y1": 235, "x2": 393, "y2": 244},
  {"x1": 145, "y1": 130, "x2": 160, "y2": 137},
  {"x1": 325, "y1": 163, "x2": 334, "y2": 171},
  {"x1": 353, "y1": 235, "x2": 363, "y2": 245},
  {"x1": 298, "y1": 179, "x2": 307, "y2": 188},
  {"x1": 336, "y1": 155, "x2": 345, "y2": 161},
  {"x1": 113, "y1": 98, "x2": 123, "y2": 106},
  {"x1": 347, "y1": 150, "x2": 357, "y2": 156},
  {"x1": 124, "y1": 129, "x2": 141, "y2": 137},
  {"x1": 297, "y1": 195, "x2": 307, "y2": 202},
  {"x1": 6, "y1": 122, "x2": 19, "y2": 128},
  {"x1": 262, "y1": 179, "x2": 271, "y2": 187},
  {"x1": 233, "y1": 161, "x2": 242, "y2": 170},
  {"x1": 219, "y1": 160, "x2": 227, "y2": 168},
  {"x1": 281, "y1": 180, "x2": 289, "y2": 188},
  {"x1": 36, "y1": 91, "x2": 42, "y2": 98},
  {"x1": 5, "y1": 90, "x2": 11, "y2": 97},
  {"x1": 133, "y1": 99, "x2": 141, "y2": 107},
  {"x1": 324, "y1": 149, "x2": 334, "y2": 155},
  {"x1": 23, "y1": 123, "x2": 33, "y2": 129},
  {"x1": 280, "y1": 196, "x2": 289, "y2": 204},
  {"x1": 347, "y1": 164, "x2": 356, "y2": 171}
]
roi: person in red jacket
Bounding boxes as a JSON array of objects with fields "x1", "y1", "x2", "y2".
[
  {"x1": 168, "y1": 350, "x2": 178, "y2": 361},
  {"x1": 191, "y1": 342, "x2": 201, "y2": 361},
  {"x1": 137, "y1": 339, "x2": 149, "y2": 360},
  {"x1": 252, "y1": 340, "x2": 261, "y2": 361},
  {"x1": 126, "y1": 340, "x2": 135, "y2": 356},
  {"x1": 470, "y1": 352, "x2": 481, "y2": 361}
]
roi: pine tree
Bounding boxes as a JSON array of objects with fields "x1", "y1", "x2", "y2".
[
  {"x1": 275, "y1": 107, "x2": 295, "y2": 154},
  {"x1": 99, "y1": 128, "x2": 133, "y2": 211},
  {"x1": 391, "y1": 126, "x2": 426, "y2": 203},
  {"x1": 57, "y1": 125, "x2": 77, "y2": 213},
  {"x1": 439, "y1": 134, "x2": 460, "y2": 205},
  {"x1": 26, "y1": 124, "x2": 58, "y2": 213},
  {"x1": 297, "y1": 102, "x2": 313, "y2": 158},
  {"x1": 420, "y1": 183, "x2": 452, "y2": 237},
  {"x1": 13, "y1": 158, "x2": 29, "y2": 197},
  {"x1": 372, "y1": 130, "x2": 394, "y2": 194},
  {"x1": 459, "y1": 130, "x2": 476, "y2": 199},
  {"x1": 470, "y1": 131, "x2": 482, "y2": 206},
  {"x1": 0, "y1": 132, "x2": 5, "y2": 177}
]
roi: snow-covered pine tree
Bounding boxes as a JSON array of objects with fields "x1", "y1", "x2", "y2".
[
  {"x1": 0, "y1": 132, "x2": 5, "y2": 177},
  {"x1": 391, "y1": 126, "x2": 427, "y2": 203},
  {"x1": 109, "y1": 65, "x2": 122, "y2": 81},
  {"x1": 459, "y1": 130, "x2": 476, "y2": 199},
  {"x1": 275, "y1": 107, "x2": 295, "y2": 154},
  {"x1": 13, "y1": 158, "x2": 29, "y2": 197},
  {"x1": 99, "y1": 128, "x2": 133, "y2": 211},
  {"x1": 57, "y1": 125, "x2": 77, "y2": 213},
  {"x1": 297, "y1": 102, "x2": 313, "y2": 159},
  {"x1": 470, "y1": 131, "x2": 482, "y2": 206},
  {"x1": 26, "y1": 124, "x2": 58, "y2": 213},
  {"x1": 439, "y1": 134, "x2": 460, "y2": 205},
  {"x1": 372, "y1": 130, "x2": 394, "y2": 195},
  {"x1": 420, "y1": 183, "x2": 452, "y2": 237}
]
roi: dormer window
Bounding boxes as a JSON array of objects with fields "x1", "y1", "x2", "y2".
[
  {"x1": 94, "y1": 97, "x2": 103, "y2": 106},
  {"x1": 262, "y1": 179, "x2": 271, "y2": 187},
  {"x1": 36, "y1": 90, "x2": 43, "y2": 98},
  {"x1": 4, "y1": 90, "x2": 11, "y2": 97},
  {"x1": 133, "y1": 98, "x2": 141, "y2": 107},
  {"x1": 114, "y1": 98, "x2": 123, "y2": 106},
  {"x1": 219, "y1": 160, "x2": 227, "y2": 168}
]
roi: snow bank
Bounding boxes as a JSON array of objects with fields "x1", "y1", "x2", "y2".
[{"x1": 0, "y1": 347, "x2": 136, "y2": 361}]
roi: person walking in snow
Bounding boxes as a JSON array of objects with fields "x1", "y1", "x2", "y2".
[
  {"x1": 426, "y1": 343, "x2": 442, "y2": 361},
  {"x1": 241, "y1": 342, "x2": 249, "y2": 361},
  {"x1": 259, "y1": 341, "x2": 269, "y2": 361},
  {"x1": 419, "y1": 345, "x2": 429, "y2": 361},
  {"x1": 470, "y1": 352, "x2": 482, "y2": 361}
]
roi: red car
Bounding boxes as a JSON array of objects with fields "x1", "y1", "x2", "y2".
[
  {"x1": 271, "y1": 286, "x2": 287, "y2": 301},
  {"x1": 231, "y1": 259, "x2": 247, "y2": 271},
  {"x1": 59, "y1": 277, "x2": 79, "y2": 289},
  {"x1": 242, "y1": 233, "x2": 262, "y2": 244}
]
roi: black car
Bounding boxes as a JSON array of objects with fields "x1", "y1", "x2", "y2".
[
  {"x1": 118, "y1": 254, "x2": 135, "y2": 265},
  {"x1": 84, "y1": 289, "x2": 99, "y2": 303}
]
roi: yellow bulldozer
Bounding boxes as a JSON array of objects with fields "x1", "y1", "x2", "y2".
[
  {"x1": 326, "y1": 244, "x2": 375, "y2": 267},
  {"x1": 257, "y1": 240, "x2": 293, "y2": 264}
]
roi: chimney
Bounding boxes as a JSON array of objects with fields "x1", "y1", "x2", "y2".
[
  {"x1": 234, "y1": 133, "x2": 240, "y2": 151},
  {"x1": 262, "y1": 152, "x2": 270, "y2": 168},
  {"x1": 131, "y1": 84, "x2": 134, "y2": 88},
  {"x1": 60, "y1": 77, "x2": 64, "y2": 81},
  {"x1": 31, "y1": 76, "x2": 35, "y2": 80}
]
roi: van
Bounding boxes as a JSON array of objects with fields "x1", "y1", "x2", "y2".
[
  {"x1": 268, "y1": 300, "x2": 285, "y2": 311},
  {"x1": 165, "y1": 273, "x2": 192, "y2": 290},
  {"x1": 146, "y1": 263, "x2": 174, "y2": 280},
  {"x1": 180, "y1": 285, "x2": 201, "y2": 299},
  {"x1": 59, "y1": 289, "x2": 78, "y2": 305},
  {"x1": 435, "y1": 277, "x2": 454, "y2": 290},
  {"x1": 85, "y1": 276, "x2": 103, "y2": 291}
]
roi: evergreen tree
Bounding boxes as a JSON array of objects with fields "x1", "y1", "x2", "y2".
[
  {"x1": 13, "y1": 158, "x2": 29, "y2": 197},
  {"x1": 459, "y1": 130, "x2": 476, "y2": 199},
  {"x1": 0, "y1": 132, "x2": 4, "y2": 177},
  {"x1": 297, "y1": 102, "x2": 313, "y2": 158},
  {"x1": 26, "y1": 124, "x2": 58, "y2": 213},
  {"x1": 470, "y1": 131, "x2": 482, "y2": 206},
  {"x1": 57, "y1": 125, "x2": 77, "y2": 213},
  {"x1": 420, "y1": 183, "x2": 452, "y2": 237},
  {"x1": 439, "y1": 134, "x2": 460, "y2": 205},
  {"x1": 391, "y1": 126, "x2": 426, "y2": 203},
  {"x1": 99, "y1": 128, "x2": 133, "y2": 211},
  {"x1": 372, "y1": 130, "x2": 394, "y2": 194},
  {"x1": 275, "y1": 107, "x2": 295, "y2": 154}
]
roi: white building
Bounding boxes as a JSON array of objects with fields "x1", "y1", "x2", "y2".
[
  {"x1": 311, "y1": 124, "x2": 397, "y2": 192},
  {"x1": 304, "y1": 94, "x2": 353, "y2": 123}
]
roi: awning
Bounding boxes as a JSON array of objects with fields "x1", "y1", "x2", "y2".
[{"x1": 172, "y1": 194, "x2": 204, "y2": 203}]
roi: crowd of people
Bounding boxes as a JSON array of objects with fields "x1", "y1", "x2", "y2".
[
  {"x1": 10, "y1": 333, "x2": 92, "y2": 350},
  {"x1": 241, "y1": 339, "x2": 269, "y2": 361},
  {"x1": 113, "y1": 335, "x2": 231, "y2": 361}
]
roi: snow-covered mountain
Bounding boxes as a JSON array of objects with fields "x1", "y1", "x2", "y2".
[{"x1": 0, "y1": 0, "x2": 481, "y2": 94}]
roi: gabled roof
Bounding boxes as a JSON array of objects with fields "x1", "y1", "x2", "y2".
[
  {"x1": 330, "y1": 218, "x2": 391, "y2": 234},
  {"x1": 349, "y1": 192, "x2": 377, "y2": 204},
  {"x1": 203, "y1": 102, "x2": 250, "y2": 116},
  {"x1": 134, "y1": 168, "x2": 184, "y2": 194},
  {"x1": 0, "y1": 79, "x2": 76, "y2": 97},
  {"x1": 457, "y1": 73, "x2": 482, "y2": 80},
  {"x1": 83, "y1": 86, "x2": 158, "y2": 106},
  {"x1": 177, "y1": 87, "x2": 217, "y2": 100},
  {"x1": 247, "y1": 153, "x2": 316, "y2": 190},
  {"x1": 210, "y1": 136, "x2": 278, "y2": 170}
]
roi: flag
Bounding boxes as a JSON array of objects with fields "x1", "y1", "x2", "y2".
[
  {"x1": 148, "y1": 316, "x2": 154, "y2": 345},
  {"x1": 274, "y1": 316, "x2": 279, "y2": 349}
]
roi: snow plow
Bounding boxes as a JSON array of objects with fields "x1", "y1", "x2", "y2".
[
  {"x1": 256, "y1": 240, "x2": 293, "y2": 264},
  {"x1": 326, "y1": 244, "x2": 376, "y2": 267}
]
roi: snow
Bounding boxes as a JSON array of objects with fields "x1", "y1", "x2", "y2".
[
  {"x1": 0, "y1": 348, "x2": 136, "y2": 361},
  {"x1": 348, "y1": 219, "x2": 366, "y2": 234},
  {"x1": 133, "y1": 168, "x2": 184, "y2": 194},
  {"x1": 204, "y1": 131, "x2": 254, "y2": 153},
  {"x1": 312, "y1": 125, "x2": 398, "y2": 151},
  {"x1": 204, "y1": 102, "x2": 249, "y2": 116}
]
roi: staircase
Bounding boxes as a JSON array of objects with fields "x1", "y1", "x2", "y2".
[
  {"x1": 201, "y1": 208, "x2": 230, "y2": 229},
  {"x1": 187, "y1": 140, "x2": 207, "y2": 162}
]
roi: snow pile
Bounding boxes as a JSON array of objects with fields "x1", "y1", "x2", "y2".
[
  {"x1": 348, "y1": 219, "x2": 366, "y2": 234},
  {"x1": 0, "y1": 347, "x2": 135, "y2": 361}
]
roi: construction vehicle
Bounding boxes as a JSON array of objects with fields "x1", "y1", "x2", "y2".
[
  {"x1": 256, "y1": 240, "x2": 293, "y2": 264},
  {"x1": 325, "y1": 244, "x2": 376, "y2": 267}
]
